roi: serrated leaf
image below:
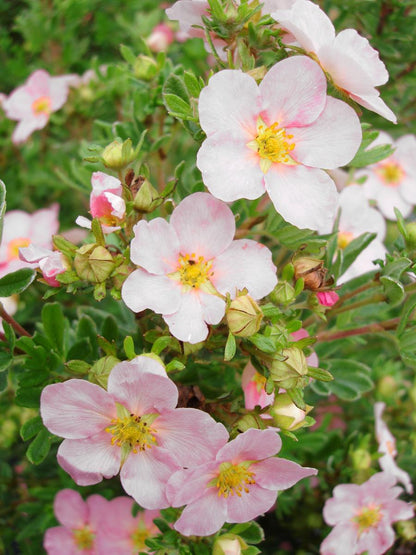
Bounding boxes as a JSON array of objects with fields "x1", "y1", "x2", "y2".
[
  {"x1": 0, "y1": 268, "x2": 36, "y2": 297},
  {"x1": 224, "y1": 332, "x2": 236, "y2": 361},
  {"x1": 26, "y1": 428, "x2": 51, "y2": 465},
  {"x1": 380, "y1": 276, "x2": 404, "y2": 306},
  {"x1": 20, "y1": 416, "x2": 43, "y2": 441}
]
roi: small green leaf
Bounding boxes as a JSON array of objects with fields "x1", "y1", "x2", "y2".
[
  {"x1": 224, "y1": 332, "x2": 236, "y2": 361},
  {"x1": 42, "y1": 303, "x2": 65, "y2": 355},
  {"x1": 310, "y1": 359, "x2": 373, "y2": 401},
  {"x1": 26, "y1": 428, "x2": 51, "y2": 465},
  {"x1": 0, "y1": 268, "x2": 36, "y2": 297},
  {"x1": 350, "y1": 144, "x2": 395, "y2": 168},
  {"x1": 0, "y1": 351, "x2": 12, "y2": 371},
  {"x1": 20, "y1": 416, "x2": 43, "y2": 441},
  {"x1": 2, "y1": 321, "x2": 15, "y2": 352},
  {"x1": 398, "y1": 294, "x2": 416, "y2": 336},
  {"x1": 163, "y1": 93, "x2": 192, "y2": 117},
  {"x1": 184, "y1": 70, "x2": 202, "y2": 97},
  {"x1": 166, "y1": 359, "x2": 185, "y2": 372},
  {"x1": 120, "y1": 44, "x2": 137, "y2": 65},
  {"x1": 380, "y1": 276, "x2": 404, "y2": 306},
  {"x1": 230, "y1": 521, "x2": 265, "y2": 544},
  {"x1": 124, "y1": 336, "x2": 136, "y2": 359},
  {"x1": 248, "y1": 334, "x2": 276, "y2": 354},
  {"x1": 15, "y1": 386, "x2": 43, "y2": 408},
  {"x1": 286, "y1": 387, "x2": 306, "y2": 410},
  {"x1": 307, "y1": 366, "x2": 334, "y2": 382}
]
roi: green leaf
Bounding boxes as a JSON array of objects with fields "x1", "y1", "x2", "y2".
[
  {"x1": 15, "y1": 386, "x2": 43, "y2": 408},
  {"x1": 230, "y1": 521, "x2": 265, "y2": 544},
  {"x1": 42, "y1": 303, "x2": 65, "y2": 355},
  {"x1": 224, "y1": 332, "x2": 236, "y2": 361},
  {"x1": 0, "y1": 351, "x2": 12, "y2": 372},
  {"x1": 350, "y1": 143, "x2": 395, "y2": 168},
  {"x1": 0, "y1": 179, "x2": 6, "y2": 244},
  {"x1": 380, "y1": 276, "x2": 404, "y2": 306},
  {"x1": 339, "y1": 232, "x2": 377, "y2": 276},
  {"x1": 26, "y1": 428, "x2": 51, "y2": 465},
  {"x1": 124, "y1": 336, "x2": 136, "y2": 359},
  {"x1": 307, "y1": 366, "x2": 334, "y2": 382},
  {"x1": 381, "y1": 257, "x2": 412, "y2": 280},
  {"x1": 120, "y1": 44, "x2": 137, "y2": 65},
  {"x1": 166, "y1": 359, "x2": 185, "y2": 372},
  {"x1": 248, "y1": 334, "x2": 276, "y2": 354},
  {"x1": 163, "y1": 93, "x2": 192, "y2": 118},
  {"x1": 184, "y1": 70, "x2": 202, "y2": 97},
  {"x1": 163, "y1": 74, "x2": 189, "y2": 103},
  {"x1": 286, "y1": 387, "x2": 306, "y2": 410},
  {"x1": 398, "y1": 294, "x2": 416, "y2": 336},
  {"x1": 20, "y1": 416, "x2": 43, "y2": 441},
  {"x1": 0, "y1": 268, "x2": 36, "y2": 297},
  {"x1": 310, "y1": 359, "x2": 374, "y2": 401},
  {"x1": 2, "y1": 321, "x2": 15, "y2": 352}
]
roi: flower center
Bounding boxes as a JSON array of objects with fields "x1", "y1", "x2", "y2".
[
  {"x1": 376, "y1": 161, "x2": 404, "y2": 187},
  {"x1": 32, "y1": 96, "x2": 52, "y2": 116},
  {"x1": 353, "y1": 504, "x2": 382, "y2": 535},
  {"x1": 177, "y1": 253, "x2": 213, "y2": 289},
  {"x1": 73, "y1": 527, "x2": 95, "y2": 550},
  {"x1": 337, "y1": 231, "x2": 354, "y2": 250},
  {"x1": 131, "y1": 528, "x2": 150, "y2": 551},
  {"x1": 216, "y1": 462, "x2": 256, "y2": 498},
  {"x1": 253, "y1": 371, "x2": 267, "y2": 393},
  {"x1": 106, "y1": 414, "x2": 158, "y2": 453},
  {"x1": 247, "y1": 118, "x2": 295, "y2": 174},
  {"x1": 7, "y1": 237, "x2": 31, "y2": 261}
]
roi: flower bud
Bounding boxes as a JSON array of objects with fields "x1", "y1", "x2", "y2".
[
  {"x1": 213, "y1": 534, "x2": 245, "y2": 555},
  {"x1": 316, "y1": 290, "x2": 339, "y2": 307},
  {"x1": 405, "y1": 222, "x2": 416, "y2": 250},
  {"x1": 133, "y1": 55, "x2": 159, "y2": 81},
  {"x1": 88, "y1": 356, "x2": 120, "y2": 389},
  {"x1": 234, "y1": 413, "x2": 268, "y2": 433},
  {"x1": 269, "y1": 347, "x2": 308, "y2": 390},
  {"x1": 74, "y1": 244, "x2": 114, "y2": 283},
  {"x1": 133, "y1": 179, "x2": 161, "y2": 212},
  {"x1": 350, "y1": 448, "x2": 372, "y2": 471},
  {"x1": 396, "y1": 520, "x2": 416, "y2": 541},
  {"x1": 102, "y1": 138, "x2": 135, "y2": 170},
  {"x1": 294, "y1": 256, "x2": 326, "y2": 291},
  {"x1": 226, "y1": 295, "x2": 263, "y2": 337},
  {"x1": 269, "y1": 392, "x2": 310, "y2": 431},
  {"x1": 147, "y1": 23, "x2": 174, "y2": 53},
  {"x1": 270, "y1": 281, "x2": 295, "y2": 305}
]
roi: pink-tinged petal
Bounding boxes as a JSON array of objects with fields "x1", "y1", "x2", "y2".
[
  {"x1": 323, "y1": 496, "x2": 358, "y2": 526},
  {"x1": 75, "y1": 215, "x2": 92, "y2": 230},
  {"x1": 265, "y1": 165, "x2": 338, "y2": 233},
  {"x1": 2, "y1": 87, "x2": 34, "y2": 120},
  {"x1": 44, "y1": 526, "x2": 79, "y2": 555},
  {"x1": 49, "y1": 76, "x2": 70, "y2": 111},
  {"x1": 30, "y1": 204, "x2": 60, "y2": 246},
  {"x1": 395, "y1": 134, "x2": 416, "y2": 173},
  {"x1": 12, "y1": 117, "x2": 47, "y2": 144},
  {"x1": 107, "y1": 366, "x2": 178, "y2": 414},
  {"x1": 130, "y1": 219, "x2": 180, "y2": 274},
  {"x1": 384, "y1": 499, "x2": 414, "y2": 522},
  {"x1": 244, "y1": 380, "x2": 274, "y2": 410},
  {"x1": 197, "y1": 133, "x2": 266, "y2": 202},
  {"x1": 291, "y1": 97, "x2": 361, "y2": 169},
  {"x1": 19, "y1": 244, "x2": 53, "y2": 263},
  {"x1": 339, "y1": 185, "x2": 386, "y2": 240},
  {"x1": 254, "y1": 457, "x2": 317, "y2": 490},
  {"x1": 170, "y1": 193, "x2": 235, "y2": 259},
  {"x1": 121, "y1": 268, "x2": 182, "y2": 314},
  {"x1": 198, "y1": 70, "x2": 260, "y2": 138},
  {"x1": 91, "y1": 171, "x2": 122, "y2": 195},
  {"x1": 373, "y1": 185, "x2": 412, "y2": 220},
  {"x1": 217, "y1": 429, "x2": 282, "y2": 463},
  {"x1": 173, "y1": 490, "x2": 227, "y2": 536},
  {"x1": 399, "y1": 176, "x2": 416, "y2": 205},
  {"x1": 316, "y1": 291, "x2": 340, "y2": 306},
  {"x1": 41, "y1": 380, "x2": 116, "y2": 439},
  {"x1": 120, "y1": 448, "x2": 175, "y2": 509},
  {"x1": 259, "y1": 56, "x2": 327, "y2": 128},
  {"x1": 166, "y1": 0, "x2": 208, "y2": 33},
  {"x1": 349, "y1": 91, "x2": 397, "y2": 123},
  {"x1": 53, "y1": 489, "x2": 88, "y2": 528},
  {"x1": 156, "y1": 408, "x2": 229, "y2": 466},
  {"x1": 167, "y1": 463, "x2": 218, "y2": 507},
  {"x1": 320, "y1": 523, "x2": 358, "y2": 555},
  {"x1": 86, "y1": 494, "x2": 110, "y2": 527},
  {"x1": 199, "y1": 290, "x2": 226, "y2": 325},
  {"x1": 57, "y1": 432, "x2": 121, "y2": 479},
  {"x1": 356, "y1": 524, "x2": 395, "y2": 555},
  {"x1": 338, "y1": 239, "x2": 386, "y2": 283},
  {"x1": 212, "y1": 239, "x2": 277, "y2": 299},
  {"x1": 379, "y1": 455, "x2": 414, "y2": 495},
  {"x1": 109, "y1": 355, "x2": 168, "y2": 380},
  {"x1": 163, "y1": 291, "x2": 209, "y2": 343},
  {"x1": 25, "y1": 69, "x2": 50, "y2": 98},
  {"x1": 226, "y1": 484, "x2": 277, "y2": 522},
  {"x1": 272, "y1": 0, "x2": 335, "y2": 54},
  {"x1": 57, "y1": 455, "x2": 103, "y2": 486}
]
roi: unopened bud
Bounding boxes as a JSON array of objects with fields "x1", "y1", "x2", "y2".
[
  {"x1": 405, "y1": 222, "x2": 416, "y2": 250},
  {"x1": 134, "y1": 55, "x2": 158, "y2": 81},
  {"x1": 270, "y1": 392, "x2": 310, "y2": 431},
  {"x1": 74, "y1": 244, "x2": 114, "y2": 283},
  {"x1": 226, "y1": 295, "x2": 263, "y2": 337},
  {"x1": 88, "y1": 356, "x2": 120, "y2": 389},
  {"x1": 133, "y1": 179, "x2": 161, "y2": 212},
  {"x1": 234, "y1": 413, "x2": 268, "y2": 433},
  {"x1": 351, "y1": 448, "x2": 372, "y2": 471},
  {"x1": 213, "y1": 534, "x2": 245, "y2": 555},
  {"x1": 396, "y1": 520, "x2": 416, "y2": 541},
  {"x1": 269, "y1": 347, "x2": 308, "y2": 390},
  {"x1": 270, "y1": 281, "x2": 295, "y2": 305},
  {"x1": 102, "y1": 138, "x2": 135, "y2": 170},
  {"x1": 294, "y1": 256, "x2": 326, "y2": 291}
]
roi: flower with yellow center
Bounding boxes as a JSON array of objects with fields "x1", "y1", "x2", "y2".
[
  {"x1": 177, "y1": 253, "x2": 214, "y2": 289},
  {"x1": 7, "y1": 237, "x2": 31, "y2": 261},
  {"x1": 376, "y1": 161, "x2": 405, "y2": 187},
  {"x1": 106, "y1": 411, "x2": 158, "y2": 456},
  {"x1": 247, "y1": 118, "x2": 296, "y2": 173},
  {"x1": 73, "y1": 527, "x2": 95, "y2": 550},
  {"x1": 337, "y1": 231, "x2": 354, "y2": 250},
  {"x1": 32, "y1": 95, "x2": 52, "y2": 116},
  {"x1": 215, "y1": 462, "x2": 256, "y2": 498},
  {"x1": 353, "y1": 504, "x2": 382, "y2": 535}
]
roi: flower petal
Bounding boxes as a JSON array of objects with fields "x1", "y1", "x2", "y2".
[
  {"x1": 53, "y1": 489, "x2": 87, "y2": 529},
  {"x1": 121, "y1": 268, "x2": 182, "y2": 314},
  {"x1": 130, "y1": 218, "x2": 180, "y2": 274},
  {"x1": 44, "y1": 526, "x2": 79, "y2": 555},
  {"x1": 166, "y1": 463, "x2": 218, "y2": 507},
  {"x1": 163, "y1": 291, "x2": 209, "y2": 343},
  {"x1": 173, "y1": 490, "x2": 227, "y2": 536},
  {"x1": 349, "y1": 91, "x2": 397, "y2": 123},
  {"x1": 199, "y1": 290, "x2": 226, "y2": 325},
  {"x1": 254, "y1": 457, "x2": 317, "y2": 490},
  {"x1": 226, "y1": 484, "x2": 277, "y2": 522},
  {"x1": 320, "y1": 523, "x2": 358, "y2": 555},
  {"x1": 217, "y1": 429, "x2": 282, "y2": 462}
]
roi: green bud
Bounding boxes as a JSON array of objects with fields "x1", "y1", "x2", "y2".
[
  {"x1": 226, "y1": 295, "x2": 263, "y2": 337},
  {"x1": 213, "y1": 534, "x2": 246, "y2": 555},
  {"x1": 405, "y1": 222, "x2": 416, "y2": 250},
  {"x1": 234, "y1": 413, "x2": 268, "y2": 433},
  {"x1": 270, "y1": 281, "x2": 295, "y2": 305},
  {"x1": 133, "y1": 55, "x2": 158, "y2": 81},
  {"x1": 133, "y1": 179, "x2": 161, "y2": 212},
  {"x1": 269, "y1": 392, "x2": 310, "y2": 431},
  {"x1": 88, "y1": 356, "x2": 120, "y2": 389},
  {"x1": 350, "y1": 448, "x2": 372, "y2": 471},
  {"x1": 102, "y1": 138, "x2": 136, "y2": 170},
  {"x1": 74, "y1": 244, "x2": 114, "y2": 283},
  {"x1": 269, "y1": 347, "x2": 308, "y2": 389}
]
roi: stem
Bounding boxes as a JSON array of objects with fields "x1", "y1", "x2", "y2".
[
  {"x1": 316, "y1": 317, "x2": 400, "y2": 342},
  {"x1": 0, "y1": 305, "x2": 31, "y2": 337},
  {"x1": 328, "y1": 293, "x2": 386, "y2": 317},
  {"x1": 332, "y1": 280, "x2": 378, "y2": 309}
]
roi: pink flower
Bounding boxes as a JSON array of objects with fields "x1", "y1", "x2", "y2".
[
  {"x1": 43, "y1": 489, "x2": 109, "y2": 554},
  {"x1": 0, "y1": 204, "x2": 59, "y2": 278},
  {"x1": 121, "y1": 192, "x2": 277, "y2": 344},
  {"x1": 147, "y1": 23, "x2": 175, "y2": 52},
  {"x1": 96, "y1": 497, "x2": 160, "y2": 554},
  {"x1": 197, "y1": 56, "x2": 361, "y2": 232},
  {"x1": 272, "y1": 0, "x2": 396, "y2": 123},
  {"x1": 321, "y1": 472, "x2": 414, "y2": 555},
  {"x1": 316, "y1": 291, "x2": 339, "y2": 307},
  {"x1": 167, "y1": 428, "x2": 316, "y2": 536},
  {"x1": 40, "y1": 355, "x2": 228, "y2": 509},
  {"x1": 19, "y1": 244, "x2": 67, "y2": 287},
  {"x1": 76, "y1": 172, "x2": 126, "y2": 233},
  {"x1": 374, "y1": 402, "x2": 413, "y2": 495},
  {"x1": 359, "y1": 132, "x2": 416, "y2": 220},
  {"x1": 2, "y1": 70, "x2": 77, "y2": 143},
  {"x1": 335, "y1": 184, "x2": 387, "y2": 283}
]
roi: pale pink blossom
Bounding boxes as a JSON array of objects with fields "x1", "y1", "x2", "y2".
[
  {"x1": 0, "y1": 204, "x2": 59, "y2": 278},
  {"x1": 76, "y1": 171, "x2": 126, "y2": 233},
  {"x1": 335, "y1": 184, "x2": 387, "y2": 283},
  {"x1": 147, "y1": 23, "x2": 175, "y2": 52},
  {"x1": 359, "y1": 132, "x2": 416, "y2": 220},
  {"x1": 321, "y1": 472, "x2": 414, "y2": 555},
  {"x1": 197, "y1": 56, "x2": 361, "y2": 232},
  {"x1": 122, "y1": 192, "x2": 277, "y2": 344},
  {"x1": 272, "y1": 0, "x2": 396, "y2": 122},
  {"x1": 167, "y1": 428, "x2": 317, "y2": 536},
  {"x1": 374, "y1": 402, "x2": 413, "y2": 495},
  {"x1": 44, "y1": 489, "x2": 109, "y2": 554},
  {"x1": 96, "y1": 497, "x2": 160, "y2": 554},
  {"x1": 316, "y1": 291, "x2": 339, "y2": 307},
  {"x1": 41, "y1": 355, "x2": 228, "y2": 509},
  {"x1": 2, "y1": 70, "x2": 77, "y2": 143},
  {"x1": 19, "y1": 244, "x2": 67, "y2": 287}
]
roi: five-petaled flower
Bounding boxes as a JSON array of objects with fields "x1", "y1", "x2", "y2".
[{"x1": 197, "y1": 56, "x2": 361, "y2": 232}]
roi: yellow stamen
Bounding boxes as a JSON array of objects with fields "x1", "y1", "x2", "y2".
[
  {"x1": 253, "y1": 371, "x2": 267, "y2": 394},
  {"x1": 247, "y1": 117, "x2": 296, "y2": 173},
  {"x1": 177, "y1": 253, "x2": 213, "y2": 289},
  {"x1": 32, "y1": 96, "x2": 52, "y2": 116},
  {"x1": 73, "y1": 527, "x2": 95, "y2": 550},
  {"x1": 376, "y1": 161, "x2": 404, "y2": 187},
  {"x1": 131, "y1": 527, "x2": 150, "y2": 551},
  {"x1": 7, "y1": 237, "x2": 31, "y2": 261},
  {"x1": 216, "y1": 462, "x2": 256, "y2": 498},
  {"x1": 353, "y1": 504, "x2": 382, "y2": 535},
  {"x1": 105, "y1": 414, "x2": 157, "y2": 453},
  {"x1": 337, "y1": 231, "x2": 354, "y2": 250}
]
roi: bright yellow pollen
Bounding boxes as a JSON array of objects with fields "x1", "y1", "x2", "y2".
[
  {"x1": 73, "y1": 527, "x2": 95, "y2": 550},
  {"x1": 216, "y1": 462, "x2": 256, "y2": 498},
  {"x1": 32, "y1": 96, "x2": 52, "y2": 116},
  {"x1": 253, "y1": 371, "x2": 267, "y2": 393},
  {"x1": 337, "y1": 231, "x2": 354, "y2": 250},
  {"x1": 7, "y1": 237, "x2": 31, "y2": 261},
  {"x1": 353, "y1": 504, "x2": 382, "y2": 535},
  {"x1": 247, "y1": 118, "x2": 295, "y2": 174},
  {"x1": 178, "y1": 253, "x2": 213, "y2": 288},
  {"x1": 131, "y1": 528, "x2": 150, "y2": 551},
  {"x1": 105, "y1": 414, "x2": 157, "y2": 453},
  {"x1": 376, "y1": 161, "x2": 404, "y2": 187}
]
